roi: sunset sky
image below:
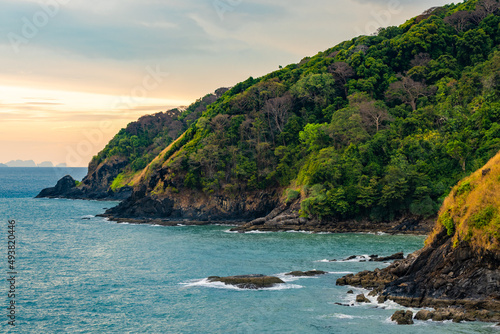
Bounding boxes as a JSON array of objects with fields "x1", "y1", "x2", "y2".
[{"x1": 1, "y1": 0, "x2": 451, "y2": 166}]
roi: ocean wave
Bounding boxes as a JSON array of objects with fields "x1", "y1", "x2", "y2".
[
  {"x1": 81, "y1": 215, "x2": 95, "y2": 219},
  {"x1": 223, "y1": 229, "x2": 239, "y2": 234},
  {"x1": 180, "y1": 278, "x2": 303, "y2": 291},
  {"x1": 315, "y1": 255, "x2": 372, "y2": 263},
  {"x1": 244, "y1": 230, "x2": 272, "y2": 234}
]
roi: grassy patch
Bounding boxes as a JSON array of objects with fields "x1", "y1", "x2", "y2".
[
  {"x1": 469, "y1": 205, "x2": 497, "y2": 229},
  {"x1": 110, "y1": 173, "x2": 127, "y2": 192}
]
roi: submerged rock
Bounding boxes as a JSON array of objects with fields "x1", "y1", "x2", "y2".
[
  {"x1": 285, "y1": 270, "x2": 327, "y2": 277},
  {"x1": 207, "y1": 275, "x2": 284, "y2": 289},
  {"x1": 391, "y1": 310, "x2": 414, "y2": 325}
]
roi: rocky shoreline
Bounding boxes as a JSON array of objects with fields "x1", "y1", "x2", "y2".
[
  {"x1": 336, "y1": 228, "x2": 500, "y2": 324},
  {"x1": 38, "y1": 175, "x2": 434, "y2": 234}
]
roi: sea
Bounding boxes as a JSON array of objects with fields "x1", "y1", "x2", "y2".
[{"x1": 0, "y1": 168, "x2": 497, "y2": 333}]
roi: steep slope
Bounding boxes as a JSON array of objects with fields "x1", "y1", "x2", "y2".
[
  {"x1": 337, "y1": 150, "x2": 500, "y2": 321},
  {"x1": 36, "y1": 90, "x2": 226, "y2": 200},
  {"x1": 104, "y1": 0, "x2": 500, "y2": 227}
]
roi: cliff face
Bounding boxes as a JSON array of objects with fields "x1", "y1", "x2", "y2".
[
  {"x1": 338, "y1": 151, "x2": 500, "y2": 321},
  {"x1": 104, "y1": 187, "x2": 279, "y2": 222}
]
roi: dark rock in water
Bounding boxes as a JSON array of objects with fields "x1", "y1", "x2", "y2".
[
  {"x1": 285, "y1": 270, "x2": 327, "y2": 277},
  {"x1": 334, "y1": 302, "x2": 352, "y2": 307},
  {"x1": 207, "y1": 274, "x2": 284, "y2": 289},
  {"x1": 371, "y1": 252, "x2": 404, "y2": 262},
  {"x1": 36, "y1": 156, "x2": 133, "y2": 201},
  {"x1": 36, "y1": 175, "x2": 78, "y2": 198},
  {"x1": 330, "y1": 253, "x2": 404, "y2": 263},
  {"x1": 356, "y1": 294, "x2": 370, "y2": 303},
  {"x1": 391, "y1": 310, "x2": 414, "y2": 325},
  {"x1": 377, "y1": 295, "x2": 387, "y2": 304},
  {"x1": 347, "y1": 290, "x2": 354, "y2": 294}
]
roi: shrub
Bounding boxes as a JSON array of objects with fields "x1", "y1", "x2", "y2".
[
  {"x1": 439, "y1": 211, "x2": 455, "y2": 236},
  {"x1": 469, "y1": 205, "x2": 497, "y2": 229},
  {"x1": 285, "y1": 189, "x2": 300, "y2": 203}
]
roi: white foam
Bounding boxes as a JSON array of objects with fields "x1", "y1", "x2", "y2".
[
  {"x1": 244, "y1": 230, "x2": 272, "y2": 234},
  {"x1": 81, "y1": 215, "x2": 95, "y2": 219},
  {"x1": 176, "y1": 224, "x2": 187, "y2": 227},
  {"x1": 330, "y1": 313, "x2": 356, "y2": 319},
  {"x1": 275, "y1": 273, "x2": 311, "y2": 282},
  {"x1": 180, "y1": 278, "x2": 302, "y2": 291},
  {"x1": 316, "y1": 255, "x2": 372, "y2": 263},
  {"x1": 223, "y1": 229, "x2": 239, "y2": 234}
]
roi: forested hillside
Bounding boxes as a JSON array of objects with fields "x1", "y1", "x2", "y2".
[{"x1": 51, "y1": 0, "x2": 500, "y2": 224}]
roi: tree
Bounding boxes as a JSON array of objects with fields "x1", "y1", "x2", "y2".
[
  {"x1": 446, "y1": 140, "x2": 470, "y2": 172},
  {"x1": 444, "y1": 11, "x2": 474, "y2": 32},
  {"x1": 386, "y1": 76, "x2": 433, "y2": 111},
  {"x1": 473, "y1": 0, "x2": 500, "y2": 23},
  {"x1": 457, "y1": 29, "x2": 492, "y2": 66},
  {"x1": 328, "y1": 62, "x2": 355, "y2": 96},
  {"x1": 263, "y1": 94, "x2": 293, "y2": 138},
  {"x1": 291, "y1": 73, "x2": 338, "y2": 107},
  {"x1": 350, "y1": 93, "x2": 391, "y2": 133}
]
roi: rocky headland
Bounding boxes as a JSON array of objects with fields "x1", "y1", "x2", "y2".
[{"x1": 337, "y1": 153, "x2": 500, "y2": 324}]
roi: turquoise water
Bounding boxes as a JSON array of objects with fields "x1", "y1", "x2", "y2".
[{"x1": 0, "y1": 168, "x2": 497, "y2": 333}]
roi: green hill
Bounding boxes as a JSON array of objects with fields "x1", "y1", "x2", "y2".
[{"x1": 43, "y1": 0, "x2": 500, "y2": 227}]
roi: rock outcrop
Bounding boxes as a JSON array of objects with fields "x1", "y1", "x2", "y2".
[
  {"x1": 207, "y1": 275, "x2": 284, "y2": 289},
  {"x1": 35, "y1": 157, "x2": 133, "y2": 201},
  {"x1": 285, "y1": 270, "x2": 327, "y2": 277}
]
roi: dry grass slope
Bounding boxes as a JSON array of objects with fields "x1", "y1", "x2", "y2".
[{"x1": 427, "y1": 150, "x2": 500, "y2": 252}]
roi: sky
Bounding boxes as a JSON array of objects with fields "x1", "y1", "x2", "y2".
[{"x1": 0, "y1": 0, "x2": 453, "y2": 166}]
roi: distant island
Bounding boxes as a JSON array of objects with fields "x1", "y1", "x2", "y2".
[{"x1": 0, "y1": 160, "x2": 68, "y2": 167}]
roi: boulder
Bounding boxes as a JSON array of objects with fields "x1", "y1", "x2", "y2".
[
  {"x1": 391, "y1": 310, "x2": 414, "y2": 325},
  {"x1": 356, "y1": 294, "x2": 370, "y2": 303},
  {"x1": 414, "y1": 309, "x2": 432, "y2": 321}
]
